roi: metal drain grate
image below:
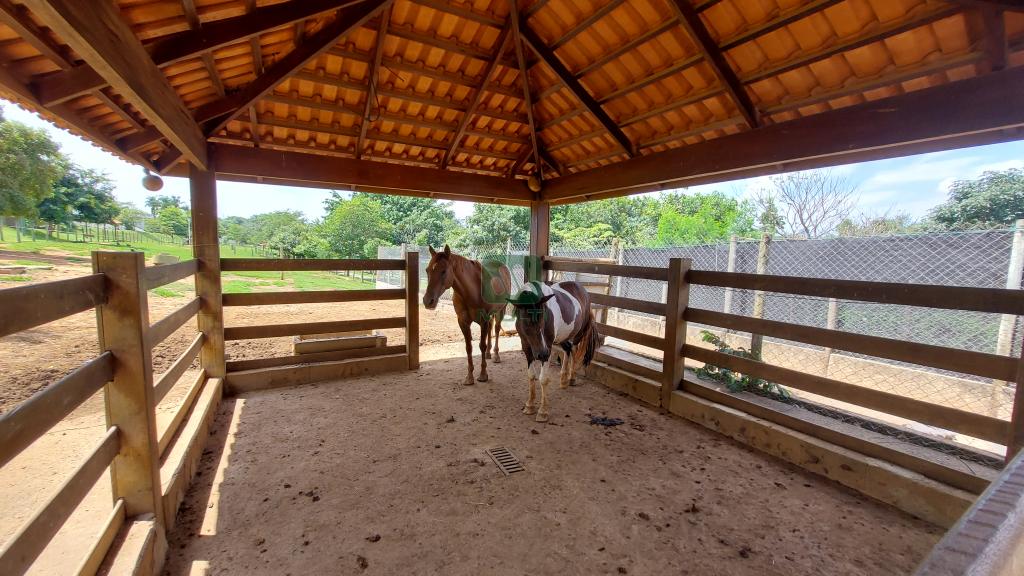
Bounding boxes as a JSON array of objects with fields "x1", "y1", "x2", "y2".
[{"x1": 486, "y1": 447, "x2": 525, "y2": 476}]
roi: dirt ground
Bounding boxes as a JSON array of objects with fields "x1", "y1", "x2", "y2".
[
  {"x1": 2, "y1": 259, "x2": 943, "y2": 575},
  {"x1": 164, "y1": 341, "x2": 942, "y2": 576}
]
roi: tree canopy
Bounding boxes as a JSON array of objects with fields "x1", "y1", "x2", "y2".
[
  {"x1": 929, "y1": 169, "x2": 1024, "y2": 229},
  {"x1": 0, "y1": 116, "x2": 65, "y2": 218}
]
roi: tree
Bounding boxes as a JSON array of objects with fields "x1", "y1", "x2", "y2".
[
  {"x1": 461, "y1": 204, "x2": 529, "y2": 248},
  {"x1": 0, "y1": 117, "x2": 65, "y2": 218},
  {"x1": 929, "y1": 169, "x2": 1024, "y2": 229},
  {"x1": 653, "y1": 191, "x2": 757, "y2": 246},
  {"x1": 318, "y1": 196, "x2": 391, "y2": 257},
  {"x1": 145, "y1": 195, "x2": 184, "y2": 216},
  {"x1": 344, "y1": 192, "x2": 458, "y2": 246},
  {"x1": 754, "y1": 169, "x2": 858, "y2": 238},
  {"x1": 837, "y1": 210, "x2": 918, "y2": 237},
  {"x1": 155, "y1": 205, "x2": 190, "y2": 238},
  {"x1": 551, "y1": 196, "x2": 659, "y2": 247},
  {"x1": 117, "y1": 203, "x2": 148, "y2": 231}
]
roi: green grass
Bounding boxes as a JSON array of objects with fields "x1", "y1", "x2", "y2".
[
  {"x1": 290, "y1": 272, "x2": 374, "y2": 291},
  {"x1": 0, "y1": 225, "x2": 195, "y2": 261},
  {"x1": 0, "y1": 275, "x2": 31, "y2": 282},
  {"x1": 4, "y1": 259, "x2": 50, "y2": 266}
]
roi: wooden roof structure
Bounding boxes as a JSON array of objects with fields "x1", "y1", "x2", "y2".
[{"x1": 0, "y1": 0, "x2": 1023, "y2": 206}]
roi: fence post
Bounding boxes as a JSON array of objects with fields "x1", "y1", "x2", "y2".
[
  {"x1": 406, "y1": 251, "x2": 420, "y2": 369},
  {"x1": 190, "y1": 161, "x2": 225, "y2": 379},
  {"x1": 823, "y1": 298, "x2": 839, "y2": 357},
  {"x1": 995, "y1": 219, "x2": 1024, "y2": 361},
  {"x1": 723, "y1": 235, "x2": 737, "y2": 315},
  {"x1": 750, "y1": 233, "x2": 771, "y2": 359},
  {"x1": 661, "y1": 257, "x2": 691, "y2": 409},
  {"x1": 92, "y1": 250, "x2": 167, "y2": 570}
]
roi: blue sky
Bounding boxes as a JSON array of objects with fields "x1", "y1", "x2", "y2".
[{"x1": 4, "y1": 100, "x2": 1023, "y2": 222}]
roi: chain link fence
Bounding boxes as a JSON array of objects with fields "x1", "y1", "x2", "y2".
[{"x1": 380, "y1": 225, "x2": 1022, "y2": 450}]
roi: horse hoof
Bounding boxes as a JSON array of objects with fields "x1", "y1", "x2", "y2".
[
  {"x1": 477, "y1": 373, "x2": 489, "y2": 382},
  {"x1": 485, "y1": 351, "x2": 491, "y2": 359},
  {"x1": 535, "y1": 412, "x2": 549, "y2": 423},
  {"x1": 559, "y1": 382, "x2": 569, "y2": 389},
  {"x1": 522, "y1": 405, "x2": 537, "y2": 415},
  {"x1": 493, "y1": 355, "x2": 502, "y2": 364},
  {"x1": 463, "y1": 378, "x2": 475, "y2": 386}
]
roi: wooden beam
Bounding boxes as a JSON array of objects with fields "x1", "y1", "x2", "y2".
[
  {"x1": 22, "y1": 0, "x2": 207, "y2": 167},
  {"x1": 576, "y1": 18, "x2": 679, "y2": 77},
  {"x1": 357, "y1": 7, "x2": 391, "y2": 159},
  {"x1": 549, "y1": 0, "x2": 627, "y2": 51},
  {"x1": 33, "y1": 0, "x2": 359, "y2": 106},
  {"x1": 409, "y1": 0, "x2": 504, "y2": 27},
  {"x1": 225, "y1": 317, "x2": 405, "y2": 341},
  {"x1": 543, "y1": 66, "x2": 1024, "y2": 203},
  {"x1": 212, "y1": 144, "x2": 530, "y2": 201},
  {"x1": 221, "y1": 258, "x2": 404, "y2": 271},
  {"x1": 518, "y1": 22, "x2": 635, "y2": 156},
  {"x1": 669, "y1": 0, "x2": 758, "y2": 128},
  {"x1": 981, "y1": 6, "x2": 1009, "y2": 71},
  {"x1": 0, "y1": 274, "x2": 106, "y2": 338},
  {"x1": 201, "y1": 0, "x2": 392, "y2": 138},
  {"x1": 190, "y1": 161, "x2": 226, "y2": 379},
  {"x1": 509, "y1": 0, "x2": 542, "y2": 175},
  {"x1": 442, "y1": 24, "x2": 512, "y2": 168},
  {"x1": 717, "y1": 0, "x2": 844, "y2": 51}
]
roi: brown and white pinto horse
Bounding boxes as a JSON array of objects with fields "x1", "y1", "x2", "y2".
[
  {"x1": 508, "y1": 280, "x2": 600, "y2": 422},
  {"x1": 422, "y1": 245, "x2": 512, "y2": 386}
]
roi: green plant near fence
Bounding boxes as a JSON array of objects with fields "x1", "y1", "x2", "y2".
[{"x1": 695, "y1": 330, "x2": 791, "y2": 401}]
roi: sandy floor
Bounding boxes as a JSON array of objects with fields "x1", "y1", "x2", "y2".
[{"x1": 164, "y1": 341, "x2": 942, "y2": 576}]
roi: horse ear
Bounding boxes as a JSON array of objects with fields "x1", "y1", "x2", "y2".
[
  {"x1": 443, "y1": 244, "x2": 451, "y2": 255},
  {"x1": 428, "y1": 246, "x2": 436, "y2": 256}
]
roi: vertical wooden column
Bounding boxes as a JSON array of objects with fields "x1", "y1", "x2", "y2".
[
  {"x1": 406, "y1": 251, "x2": 420, "y2": 369},
  {"x1": 190, "y1": 159, "x2": 225, "y2": 378},
  {"x1": 526, "y1": 200, "x2": 550, "y2": 283},
  {"x1": 661, "y1": 257, "x2": 691, "y2": 408},
  {"x1": 92, "y1": 250, "x2": 166, "y2": 566}
]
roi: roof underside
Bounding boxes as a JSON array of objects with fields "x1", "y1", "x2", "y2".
[{"x1": 0, "y1": 0, "x2": 1022, "y2": 204}]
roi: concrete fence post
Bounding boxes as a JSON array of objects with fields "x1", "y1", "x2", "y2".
[
  {"x1": 723, "y1": 235, "x2": 737, "y2": 315},
  {"x1": 995, "y1": 219, "x2": 1024, "y2": 360},
  {"x1": 750, "y1": 233, "x2": 772, "y2": 359},
  {"x1": 92, "y1": 250, "x2": 167, "y2": 572}
]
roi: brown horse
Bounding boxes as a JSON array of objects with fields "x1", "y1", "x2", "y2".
[{"x1": 422, "y1": 245, "x2": 512, "y2": 386}]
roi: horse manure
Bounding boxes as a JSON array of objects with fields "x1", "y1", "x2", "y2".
[{"x1": 589, "y1": 415, "x2": 624, "y2": 427}]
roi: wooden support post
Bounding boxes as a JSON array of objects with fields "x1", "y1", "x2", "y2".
[
  {"x1": 662, "y1": 257, "x2": 691, "y2": 408},
  {"x1": 91, "y1": 250, "x2": 166, "y2": 571},
  {"x1": 526, "y1": 200, "x2": 550, "y2": 283},
  {"x1": 750, "y1": 233, "x2": 771, "y2": 359},
  {"x1": 190, "y1": 159, "x2": 225, "y2": 378},
  {"x1": 405, "y1": 251, "x2": 420, "y2": 369},
  {"x1": 1008, "y1": 344, "x2": 1024, "y2": 462}
]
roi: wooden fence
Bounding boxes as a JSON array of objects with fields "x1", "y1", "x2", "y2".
[
  {"x1": 543, "y1": 257, "x2": 1024, "y2": 459},
  {"x1": 0, "y1": 251, "x2": 220, "y2": 576},
  {"x1": 218, "y1": 254, "x2": 420, "y2": 393}
]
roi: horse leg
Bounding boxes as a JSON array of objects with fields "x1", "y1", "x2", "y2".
[
  {"x1": 558, "y1": 347, "x2": 573, "y2": 389},
  {"x1": 477, "y1": 321, "x2": 490, "y2": 382},
  {"x1": 522, "y1": 344, "x2": 538, "y2": 415},
  {"x1": 459, "y1": 318, "x2": 475, "y2": 386},
  {"x1": 536, "y1": 360, "x2": 551, "y2": 422},
  {"x1": 491, "y1": 314, "x2": 502, "y2": 364}
]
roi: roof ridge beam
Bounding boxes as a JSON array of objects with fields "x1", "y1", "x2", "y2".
[
  {"x1": 518, "y1": 19, "x2": 635, "y2": 157},
  {"x1": 670, "y1": 0, "x2": 759, "y2": 128}
]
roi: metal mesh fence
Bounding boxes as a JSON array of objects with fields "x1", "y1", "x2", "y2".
[{"x1": 380, "y1": 225, "x2": 1022, "y2": 447}]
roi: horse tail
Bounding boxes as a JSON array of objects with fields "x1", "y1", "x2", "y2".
[{"x1": 574, "y1": 312, "x2": 600, "y2": 368}]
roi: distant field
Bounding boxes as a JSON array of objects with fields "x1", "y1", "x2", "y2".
[{"x1": 0, "y1": 225, "x2": 195, "y2": 260}]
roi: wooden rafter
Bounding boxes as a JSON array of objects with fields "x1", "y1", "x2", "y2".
[
  {"x1": 542, "y1": 66, "x2": 1024, "y2": 203},
  {"x1": 32, "y1": 0, "x2": 359, "y2": 107},
  {"x1": 518, "y1": 20, "x2": 634, "y2": 157},
  {"x1": 180, "y1": 0, "x2": 226, "y2": 98},
  {"x1": 669, "y1": 0, "x2": 759, "y2": 128},
  {"x1": 357, "y1": 6, "x2": 391, "y2": 159},
  {"x1": 717, "y1": 0, "x2": 843, "y2": 51},
  {"x1": 981, "y1": 6, "x2": 1008, "y2": 71},
  {"x1": 510, "y1": 0, "x2": 542, "y2": 176},
  {"x1": 22, "y1": 0, "x2": 208, "y2": 168},
  {"x1": 442, "y1": 24, "x2": 512, "y2": 168},
  {"x1": 549, "y1": 0, "x2": 626, "y2": 51},
  {"x1": 410, "y1": 0, "x2": 504, "y2": 27}
]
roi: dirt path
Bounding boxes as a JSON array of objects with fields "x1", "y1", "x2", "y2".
[{"x1": 165, "y1": 341, "x2": 942, "y2": 576}]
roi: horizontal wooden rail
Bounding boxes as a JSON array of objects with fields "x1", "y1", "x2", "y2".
[
  {"x1": 684, "y1": 345, "x2": 1010, "y2": 444},
  {"x1": 0, "y1": 352, "x2": 114, "y2": 468},
  {"x1": 224, "y1": 317, "x2": 406, "y2": 341},
  {"x1": 222, "y1": 288, "x2": 405, "y2": 306},
  {"x1": 154, "y1": 334, "x2": 204, "y2": 402},
  {"x1": 73, "y1": 498, "x2": 125, "y2": 576},
  {"x1": 595, "y1": 322, "x2": 666, "y2": 351},
  {"x1": 221, "y1": 258, "x2": 405, "y2": 271},
  {"x1": 688, "y1": 270, "x2": 1024, "y2": 315},
  {"x1": 0, "y1": 426, "x2": 119, "y2": 576},
  {"x1": 159, "y1": 370, "x2": 207, "y2": 458},
  {"x1": 142, "y1": 260, "x2": 197, "y2": 290},
  {"x1": 0, "y1": 274, "x2": 106, "y2": 338},
  {"x1": 687, "y1": 309, "x2": 1018, "y2": 382},
  {"x1": 544, "y1": 259, "x2": 668, "y2": 281},
  {"x1": 915, "y1": 449, "x2": 1024, "y2": 575},
  {"x1": 147, "y1": 297, "x2": 201, "y2": 348},
  {"x1": 595, "y1": 349, "x2": 663, "y2": 381},
  {"x1": 226, "y1": 344, "x2": 408, "y2": 372},
  {"x1": 589, "y1": 292, "x2": 666, "y2": 316}
]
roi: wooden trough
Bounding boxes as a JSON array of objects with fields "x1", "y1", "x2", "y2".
[{"x1": 292, "y1": 330, "x2": 387, "y2": 355}]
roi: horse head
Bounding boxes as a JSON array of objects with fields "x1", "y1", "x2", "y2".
[
  {"x1": 508, "y1": 289, "x2": 555, "y2": 362},
  {"x1": 423, "y1": 244, "x2": 453, "y2": 310}
]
